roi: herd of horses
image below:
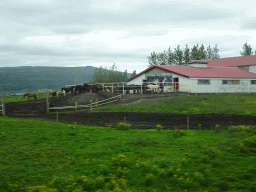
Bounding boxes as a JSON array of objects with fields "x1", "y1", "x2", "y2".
[{"x1": 23, "y1": 83, "x2": 169, "y2": 100}]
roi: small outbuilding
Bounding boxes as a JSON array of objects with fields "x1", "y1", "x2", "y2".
[{"x1": 126, "y1": 55, "x2": 256, "y2": 93}]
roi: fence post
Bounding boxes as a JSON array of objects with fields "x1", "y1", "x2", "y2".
[
  {"x1": 112, "y1": 84, "x2": 113, "y2": 93},
  {"x1": 141, "y1": 85, "x2": 142, "y2": 94},
  {"x1": 56, "y1": 111, "x2": 58, "y2": 123},
  {"x1": 187, "y1": 116, "x2": 189, "y2": 130},
  {"x1": 124, "y1": 116, "x2": 126, "y2": 123},
  {"x1": 96, "y1": 98, "x2": 98, "y2": 107},
  {"x1": 75, "y1": 101, "x2": 77, "y2": 111},
  {"x1": 46, "y1": 89, "x2": 49, "y2": 113},
  {"x1": 123, "y1": 83, "x2": 125, "y2": 95},
  {"x1": 90, "y1": 100, "x2": 92, "y2": 111},
  {"x1": 1, "y1": 88, "x2": 5, "y2": 115}
]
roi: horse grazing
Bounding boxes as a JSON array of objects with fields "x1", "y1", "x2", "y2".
[
  {"x1": 24, "y1": 92, "x2": 37, "y2": 100},
  {"x1": 56, "y1": 90, "x2": 66, "y2": 97}
]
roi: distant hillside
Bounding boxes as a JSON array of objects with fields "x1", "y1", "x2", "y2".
[{"x1": 0, "y1": 66, "x2": 132, "y2": 95}]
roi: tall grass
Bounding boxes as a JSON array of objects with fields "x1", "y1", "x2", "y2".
[
  {"x1": 96, "y1": 94, "x2": 256, "y2": 115},
  {"x1": 1, "y1": 116, "x2": 256, "y2": 191}
]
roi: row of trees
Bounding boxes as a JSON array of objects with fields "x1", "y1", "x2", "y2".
[
  {"x1": 91, "y1": 43, "x2": 255, "y2": 84},
  {"x1": 90, "y1": 63, "x2": 136, "y2": 84},
  {"x1": 240, "y1": 42, "x2": 256, "y2": 56},
  {"x1": 147, "y1": 44, "x2": 220, "y2": 67}
]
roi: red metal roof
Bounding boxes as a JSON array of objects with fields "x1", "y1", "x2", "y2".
[
  {"x1": 207, "y1": 55, "x2": 256, "y2": 67},
  {"x1": 126, "y1": 65, "x2": 256, "y2": 82},
  {"x1": 156, "y1": 65, "x2": 256, "y2": 78},
  {"x1": 188, "y1": 60, "x2": 209, "y2": 64}
]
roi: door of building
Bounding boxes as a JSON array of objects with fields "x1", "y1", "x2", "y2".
[{"x1": 173, "y1": 78, "x2": 179, "y2": 91}]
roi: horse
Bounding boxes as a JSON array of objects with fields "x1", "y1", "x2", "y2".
[
  {"x1": 74, "y1": 85, "x2": 86, "y2": 94},
  {"x1": 50, "y1": 91, "x2": 57, "y2": 97},
  {"x1": 147, "y1": 84, "x2": 161, "y2": 93},
  {"x1": 56, "y1": 90, "x2": 66, "y2": 97},
  {"x1": 24, "y1": 92, "x2": 37, "y2": 100},
  {"x1": 83, "y1": 84, "x2": 97, "y2": 93}
]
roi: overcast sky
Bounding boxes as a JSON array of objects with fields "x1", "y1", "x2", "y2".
[{"x1": 1, "y1": 0, "x2": 256, "y2": 73}]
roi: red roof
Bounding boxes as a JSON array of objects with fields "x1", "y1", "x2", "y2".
[
  {"x1": 188, "y1": 60, "x2": 208, "y2": 64},
  {"x1": 207, "y1": 55, "x2": 256, "y2": 67},
  {"x1": 126, "y1": 65, "x2": 256, "y2": 82}
]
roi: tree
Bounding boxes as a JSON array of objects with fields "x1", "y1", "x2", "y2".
[
  {"x1": 190, "y1": 43, "x2": 200, "y2": 60},
  {"x1": 131, "y1": 70, "x2": 136, "y2": 77},
  {"x1": 183, "y1": 44, "x2": 190, "y2": 65},
  {"x1": 206, "y1": 45, "x2": 214, "y2": 60},
  {"x1": 198, "y1": 44, "x2": 207, "y2": 60},
  {"x1": 156, "y1": 52, "x2": 168, "y2": 65},
  {"x1": 174, "y1": 45, "x2": 183, "y2": 65},
  {"x1": 147, "y1": 51, "x2": 158, "y2": 66},
  {"x1": 212, "y1": 44, "x2": 220, "y2": 59},
  {"x1": 240, "y1": 42, "x2": 253, "y2": 56},
  {"x1": 167, "y1": 47, "x2": 175, "y2": 65},
  {"x1": 91, "y1": 63, "x2": 128, "y2": 83}
]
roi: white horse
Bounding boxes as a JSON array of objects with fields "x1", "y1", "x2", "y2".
[
  {"x1": 56, "y1": 90, "x2": 66, "y2": 98},
  {"x1": 147, "y1": 84, "x2": 161, "y2": 93}
]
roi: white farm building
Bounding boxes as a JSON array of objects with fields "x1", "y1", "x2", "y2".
[{"x1": 126, "y1": 55, "x2": 256, "y2": 93}]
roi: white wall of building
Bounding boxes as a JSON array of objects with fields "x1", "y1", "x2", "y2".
[
  {"x1": 126, "y1": 74, "x2": 146, "y2": 85},
  {"x1": 190, "y1": 78, "x2": 256, "y2": 93},
  {"x1": 172, "y1": 74, "x2": 191, "y2": 92},
  {"x1": 249, "y1": 65, "x2": 256, "y2": 74}
]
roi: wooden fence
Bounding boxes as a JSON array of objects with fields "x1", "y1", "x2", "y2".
[{"x1": 48, "y1": 94, "x2": 122, "y2": 112}]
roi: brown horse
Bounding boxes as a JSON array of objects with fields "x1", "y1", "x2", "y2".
[{"x1": 24, "y1": 92, "x2": 37, "y2": 100}]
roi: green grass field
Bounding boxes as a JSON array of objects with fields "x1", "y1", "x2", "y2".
[
  {"x1": 3, "y1": 92, "x2": 50, "y2": 103},
  {"x1": 95, "y1": 93, "x2": 256, "y2": 115},
  {"x1": 1, "y1": 116, "x2": 256, "y2": 191}
]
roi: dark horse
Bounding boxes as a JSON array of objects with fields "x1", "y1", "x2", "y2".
[
  {"x1": 61, "y1": 87, "x2": 74, "y2": 94},
  {"x1": 83, "y1": 83, "x2": 97, "y2": 93},
  {"x1": 24, "y1": 92, "x2": 37, "y2": 100}
]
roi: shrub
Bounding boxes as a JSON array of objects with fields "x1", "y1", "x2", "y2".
[
  {"x1": 215, "y1": 124, "x2": 220, "y2": 132},
  {"x1": 173, "y1": 129, "x2": 186, "y2": 138},
  {"x1": 116, "y1": 122, "x2": 131, "y2": 130},
  {"x1": 198, "y1": 124, "x2": 202, "y2": 130},
  {"x1": 156, "y1": 124, "x2": 163, "y2": 131}
]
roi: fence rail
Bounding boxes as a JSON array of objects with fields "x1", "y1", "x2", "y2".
[{"x1": 49, "y1": 95, "x2": 122, "y2": 111}]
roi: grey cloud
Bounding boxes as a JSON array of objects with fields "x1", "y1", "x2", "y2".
[
  {"x1": 240, "y1": 18, "x2": 256, "y2": 30},
  {"x1": 0, "y1": 44, "x2": 73, "y2": 57}
]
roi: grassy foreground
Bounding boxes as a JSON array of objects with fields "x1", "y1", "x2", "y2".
[
  {"x1": 1, "y1": 117, "x2": 256, "y2": 191},
  {"x1": 95, "y1": 93, "x2": 256, "y2": 115}
]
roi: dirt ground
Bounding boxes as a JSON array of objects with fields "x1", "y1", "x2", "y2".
[{"x1": 4, "y1": 91, "x2": 256, "y2": 130}]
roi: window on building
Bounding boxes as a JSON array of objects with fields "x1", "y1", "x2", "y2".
[
  {"x1": 198, "y1": 79, "x2": 210, "y2": 84},
  {"x1": 251, "y1": 80, "x2": 256, "y2": 84},
  {"x1": 222, "y1": 80, "x2": 240, "y2": 85}
]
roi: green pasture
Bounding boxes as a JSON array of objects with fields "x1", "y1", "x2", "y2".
[
  {"x1": 1, "y1": 116, "x2": 256, "y2": 191},
  {"x1": 95, "y1": 93, "x2": 256, "y2": 115},
  {"x1": 3, "y1": 92, "x2": 50, "y2": 103}
]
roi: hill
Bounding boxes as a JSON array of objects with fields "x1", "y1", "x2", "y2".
[{"x1": 0, "y1": 66, "x2": 131, "y2": 95}]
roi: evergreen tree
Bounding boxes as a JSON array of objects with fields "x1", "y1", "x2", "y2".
[
  {"x1": 190, "y1": 43, "x2": 200, "y2": 60},
  {"x1": 174, "y1": 45, "x2": 183, "y2": 65},
  {"x1": 183, "y1": 44, "x2": 190, "y2": 65},
  {"x1": 167, "y1": 47, "x2": 175, "y2": 65},
  {"x1": 147, "y1": 51, "x2": 158, "y2": 66},
  {"x1": 157, "y1": 52, "x2": 168, "y2": 65},
  {"x1": 198, "y1": 44, "x2": 207, "y2": 60},
  {"x1": 206, "y1": 45, "x2": 214, "y2": 60},
  {"x1": 131, "y1": 70, "x2": 136, "y2": 77},
  {"x1": 240, "y1": 42, "x2": 253, "y2": 56},
  {"x1": 213, "y1": 44, "x2": 220, "y2": 59}
]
